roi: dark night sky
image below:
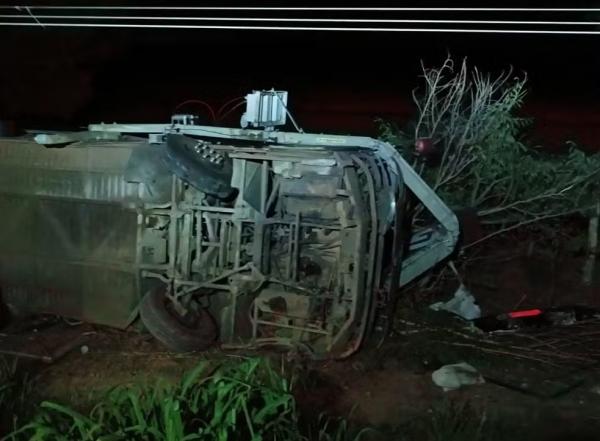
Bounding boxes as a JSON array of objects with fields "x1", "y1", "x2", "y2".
[{"x1": 1, "y1": 2, "x2": 599, "y2": 148}]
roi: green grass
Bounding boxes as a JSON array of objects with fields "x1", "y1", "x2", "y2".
[
  {"x1": 2, "y1": 357, "x2": 369, "y2": 441},
  {"x1": 0, "y1": 355, "x2": 518, "y2": 441}
]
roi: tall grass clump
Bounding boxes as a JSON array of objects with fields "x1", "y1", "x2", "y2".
[{"x1": 6, "y1": 357, "x2": 366, "y2": 441}]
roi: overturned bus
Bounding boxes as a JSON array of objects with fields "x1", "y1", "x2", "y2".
[{"x1": 0, "y1": 91, "x2": 458, "y2": 358}]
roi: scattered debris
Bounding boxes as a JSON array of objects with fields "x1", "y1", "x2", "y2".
[
  {"x1": 46, "y1": 334, "x2": 89, "y2": 363},
  {"x1": 429, "y1": 285, "x2": 481, "y2": 320},
  {"x1": 474, "y1": 305, "x2": 600, "y2": 333},
  {"x1": 0, "y1": 319, "x2": 90, "y2": 364},
  {"x1": 0, "y1": 333, "x2": 88, "y2": 363},
  {"x1": 432, "y1": 362, "x2": 485, "y2": 391}
]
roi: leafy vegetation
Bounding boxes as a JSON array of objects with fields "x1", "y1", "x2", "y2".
[
  {"x1": 0, "y1": 355, "x2": 547, "y2": 441},
  {"x1": 2, "y1": 357, "x2": 366, "y2": 441},
  {"x1": 379, "y1": 57, "x2": 600, "y2": 245}
]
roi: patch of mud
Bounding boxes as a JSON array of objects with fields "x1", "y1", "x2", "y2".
[
  {"x1": 32, "y1": 328, "x2": 210, "y2": 406},
  {"x1": 330, "y1": 367, "x2": 438, "y2": 426}
]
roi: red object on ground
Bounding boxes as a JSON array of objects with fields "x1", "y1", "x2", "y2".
[{"x1": 507, "y1": 309, "x2": 543, "y2": 319}]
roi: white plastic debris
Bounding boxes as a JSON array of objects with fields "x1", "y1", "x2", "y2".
[
  {"x1": 432, "y1": 362, "x2": 485, "y2": 391},
  {"x1": 429, "y1": 284, "x2": 481, "y2": 320},
  {"x1": 80, "y1": 345, "x2": 89, "y2": 355}
]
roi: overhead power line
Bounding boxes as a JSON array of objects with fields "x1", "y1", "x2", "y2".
[
  {"x1": 2, "y1": 15, "x2": 600, "y2": 26},
  {"x1": 7, "y1": 6, "x2": 600, "y2": 12},
  {"x1": 2, "y1": 22, "x2": 600, "y2": 34},
  {"x1": 2, "y1": 6, "x2": 600, "y2": 34}
]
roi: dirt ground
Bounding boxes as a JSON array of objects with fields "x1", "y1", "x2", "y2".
[
  {"x1": 22, "y1": 316, "x2": 600, "y2": 441},
  {"x1": 3, "y1": 234, "x2": 600, "y2": 440}
]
